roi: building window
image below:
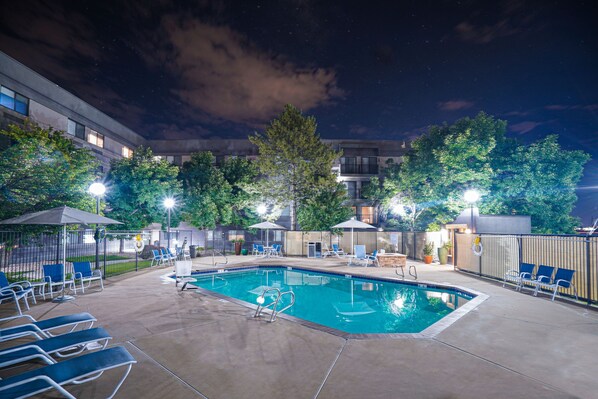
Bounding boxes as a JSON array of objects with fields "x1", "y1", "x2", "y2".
[
  {"x1": 0, "y1": 86, "x2": 29, "y2": 116},
  {"x1": 360, "y1": 206, "x2": 376, "y2": 224},
  {"x1": 86, "y1": 130, "x2": 104, "y2": 148},
  {"x1": 122, "y1": 146, "x2": 133, "y2": 158},
  {"x1": 361, "y1": 157, "x2": 378, "y2": 174},
  {"x1": 340, "y1": 157, "x2": 357, "y2": 174},
  {"x1": 343, "y1": 181, "x2": 357, "y2": 199},
  {"x1": 67, "y1": 119, "x2": 86, "y2": 140}
]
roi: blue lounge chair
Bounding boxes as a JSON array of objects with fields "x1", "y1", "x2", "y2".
[
  {"x1": 0, "y1": 346, "x2": 136, "y2": 399},
  {"x1": 150, "y1": 249, "x2": 161, "y2": 266},
  {"x1": 520, "y1": 265, "x2": 554, "y2": 291},
  {"x1": 332, "y1": 244, "x2": 345, "y2": 257},
  {"x1": 534, "y1": 268, "x2": 578, "y2": 301},
  {"x1": 367, "y1": 250, "x2": 378, "y2": 267},
  {"x1": 73, "y1": 261, "x2": 103, "y2": 293},
  {"x1": 253, "y1": 244, "x2": 265, "y2": 256},
  {"x1": 161, "y1": 248, "x2": 175, "y2": 265},
  {"x1": 503, "y1": 262, "x2": 535, "y2": 291},
  {"x1": 0, "y1": 271, "x2": 34, "y2": 315},
  {"x1": 272, "y1": 244, "x2": 282, "y2": 257},
  {"x1": 0, "y1": 312, "x2": 96, "y2": 343},
  {"x1": 43, "y1": 264, "x2": 76, "y2": 298},
  {"x1": 352, "y1": 245, "x2": 370, "y2": 266},
  {"x1": 0, "y1": 327, "x2": 112, "y2": 368}
]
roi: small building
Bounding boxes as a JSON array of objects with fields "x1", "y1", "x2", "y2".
[{"x1": 445, "y1": 207, "x2": 531, "y2": 235}]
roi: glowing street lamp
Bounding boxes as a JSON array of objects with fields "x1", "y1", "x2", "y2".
[
  {"x1": 463, "y1": 189, "x2": 480, "y2": 233},
  {"x1": 88, "y1": 182, "x2": 106, "y2": 270},
  {"x1": 164, "y1": 198, "x2": 175, "y2": 250},
  {"x1": 256, "y1": 204, "x2": 267, "y2": 217}
]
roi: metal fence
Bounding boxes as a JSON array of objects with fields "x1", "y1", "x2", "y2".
[
  {"x1": 455, "y1": 233, "x2": 598, "y2": 305},
  {"x1": 0, "y1": 229, "x2": 191, "y2": 282}
]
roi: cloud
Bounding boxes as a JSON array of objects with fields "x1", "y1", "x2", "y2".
[
  {"x1": 438, "y1": 100, "x2": 474, "y2": 111},
  {"x1": 144, "y1": 16, "x2": 343, "y2": 126},
  {"x1": 455, "y1": 20, "x2": 520, "y2": 44},
  {"x1": 510, "y1": 121, "x2": 541, "y2": 134},
  {"x1": 545, "y1": 104, "x2": 598, "y2": 112}
]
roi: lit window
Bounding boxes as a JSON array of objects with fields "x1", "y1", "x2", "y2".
[
  {"x1": 67, "y1": 119, "x2": 85, "y2": 140},
  {"x1": 0, "y1": 86, "x2": 29, "y2": 116},
  {"x1": 87, "y1": 130, "x2": 104, "y2": 148},
  {"x1": 360, "y1": 207, "x2": 376, "y2": 224},
  {"x1": 122, "y1": 146, "x2": 133, "y2": 158}
]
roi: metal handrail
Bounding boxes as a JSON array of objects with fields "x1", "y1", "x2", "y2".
[
  {"x1": 272, "y1": 291, "x2": 295, "y2": 322},
  {"x1": 253, "y1": 288, "x2": 296, "y2": 322}
]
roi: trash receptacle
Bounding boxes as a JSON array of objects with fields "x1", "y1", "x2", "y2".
[
  {"x1": 241, "y1": 248, "x2": 248, "y2": 256},
  {"x1": 189, "y1": 245, "x2": 197, "y2": 258}
]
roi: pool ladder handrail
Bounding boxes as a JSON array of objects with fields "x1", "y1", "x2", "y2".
[{"x1": 254, "y1": 288, "x2": 295, "y2": 323}]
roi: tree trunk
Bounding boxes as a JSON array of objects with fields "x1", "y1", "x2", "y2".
[{"x1": 290, "y1": 199, "x2": 297, "y2": 230}]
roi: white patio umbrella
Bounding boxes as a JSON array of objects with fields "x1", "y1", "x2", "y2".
[
  {"x1": 332, "y1": 218, "x2": 376, "y2": 254},
  {"x1": 0, "y1": 206, "x2": 122, "y2": 302},
  {"x1": 248, "y1": 221, "x2": 286, "y2": 247}
]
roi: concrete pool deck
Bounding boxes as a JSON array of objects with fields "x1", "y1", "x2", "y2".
[{"x1": 1, "y1": 256, "x2": 597, "y2": 398}]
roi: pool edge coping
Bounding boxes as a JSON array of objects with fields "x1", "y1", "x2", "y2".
[{"x1": 162, "y1": 264, "x2": 488, "y2": 340}]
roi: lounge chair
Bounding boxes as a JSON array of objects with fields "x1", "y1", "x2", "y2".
[
  {"x1": 0, "y1": 312, "x2": 96, "y2": 343},
  {"x1": 161, "y1": 248, "x2": 175, "y2": 265},
  {"x1": 42, "y1": 264, "x2": 76, "y2": 298},
  {"x1": 0, "y1": 346, "x2": 136, "y2": 399},
  {"x1": 150, "y1": 249, "x2": 164, "y2": 266},
  {"x1": 520, "y1": 265, "x2": 554, "y2": 291},
  {"x1": 351, "y1": 245, "x2": 371, "y2": 266},
  {"x1": 503, "y1": 262, "x2": 535, "y2": 291},
  {"x1": 73, "y1": 262, "x2": 103, "y2": 293},
  {"x1": 253, "y1": 244, "x2": 265, "y2": 256},
  {"x1": 0, "y1": 327, "x2": 112, "y2": 369},
  {"x1": 533, "y1": 268, "x2": 578, "y2": 301},
  {"x1": 272, "y1": 244, "x2": 282, "y2": 257},
  {"x1": 332, "y1": 244, "x2": 345, "y2": 257},
  {"x1": 367, "y1": 250, "x2": 379, "y2": 267},
  {"x1": 0, "y1": 272, "x2": 34, "y2": 315}
]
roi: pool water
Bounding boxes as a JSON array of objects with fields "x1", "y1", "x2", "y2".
[{"x1": 190, "y1": 267, "x2": 473, "y2": 334}]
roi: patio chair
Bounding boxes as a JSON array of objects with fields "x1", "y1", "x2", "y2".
[
  {"x1": 321, "y1": 243, "x2": 332, "y2": 258},
  {"x1": 520, "y1": 265, "x2": 554, "y2": 291},
  {"x1": 150, "y1": 249, "x2": 164, "y2": 266},
  {"x1": 533, "y1": 268, "x2": 578, "y2": 301},
  {"x1": 0, "y1": 312, "x2": 96, "y2": 343},
  {"x1": 0, "y1": 272, "x2": 35, "y2": 315},
  {"x1": 167, "y1": 248, "x2": 179, "y2": 262},
  {"x1": 42, "y1": 264, "x2": 76, "y2": 299},
  {"x1": 253, "y1": 244, "x2": 265, "y2": 256},
  {"x1": 73, "y1": 262, "x2": 103, "y2": 293},
  {"x1": 0, "y1": 327, "x2": 112, "y2": 369},
  {"x1": 160, "y1": 248, "x2": 175, "y2": 265},
  {"x1": 332, "y1": 244, "x2": 345, "y2": 257},
  {"x1": 367, "y1": 250, "x2": 379, "y2": 267},
  {"x1": 272, "y1": 244, "x2": 282, "y2": 257},
  {"x1": 352, "y1": 245, "x2": 370, "y2": 266},
  {"x1": 503, "y1": 262, "x2": 535, "y2": 291},
  {"x1": 0, "y1": 346, "x2": 136, "y2": 399}
]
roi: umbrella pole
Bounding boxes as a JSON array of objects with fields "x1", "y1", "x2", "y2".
[
  {"x1": 351, "y1": 228, "x2": 354, "y2": 255},
  {"x1": 53, "y1": 224, "x2": 74, "y2": 302}
]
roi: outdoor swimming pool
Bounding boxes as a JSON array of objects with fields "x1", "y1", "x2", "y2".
[{"x1": 187, "y1": 266, "x2": 477, "y2": 335}]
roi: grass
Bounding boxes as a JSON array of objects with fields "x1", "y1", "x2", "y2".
[
  {"x1": 103, "y1": 260, "x2": 153, "y2": 277},
  {"x1": 66, "y1": 255, "x2": 130, "y2": 263}
]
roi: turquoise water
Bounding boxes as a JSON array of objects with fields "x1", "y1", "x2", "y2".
[{"x1": 190, "y1": 267, "x2": 473, "y2": 334}]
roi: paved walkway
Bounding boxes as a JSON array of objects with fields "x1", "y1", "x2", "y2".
[{"x1": 1, "y1": 256, "x2": 597, "y2": 398}]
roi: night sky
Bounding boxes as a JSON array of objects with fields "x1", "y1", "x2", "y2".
[{"x1": 0, "y1": 1, "x2": 596, "y2": 223}]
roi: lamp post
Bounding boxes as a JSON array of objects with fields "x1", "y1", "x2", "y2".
[
  {"x1": 463, "y1": 189, "x2": 480, "y2": 233},
  {"x1": 88, "y1": 182, "x2": 106, "y2": 270},
  {"x1": 164, "y1": 198, "x2": 175, "y2": 250}
]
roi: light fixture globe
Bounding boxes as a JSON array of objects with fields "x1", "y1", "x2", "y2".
[
  {"x1": 88, "y1": 182, "x2": 106, "y2": 196},
  {"x1": 463, "y1": 189, "x2": 480, "y2": 203},
  {"x1": 256, "y1": 204, "x2": 267, "y2": 215},
  {"x1": 164, "y1": 198, "x2": 176, "y2": 209}
]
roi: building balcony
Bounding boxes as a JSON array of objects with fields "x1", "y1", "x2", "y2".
[{"x1": 340, "y1": 164, "x2": 379, "y2": 175}]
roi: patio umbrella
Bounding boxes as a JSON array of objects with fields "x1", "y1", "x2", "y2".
[
  {"x1": 248, "y1": 221, "x2": 286, "y2": 247},
  {"x1": 332, "y1": 218, "x2": 376, "y2": 254},
  {"x1": 0, "y1": 206, "x2": 122, "y2": 302}
]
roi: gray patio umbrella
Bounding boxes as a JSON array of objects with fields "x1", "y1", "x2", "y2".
[
  {"x1": 0, "y1": 206, "x2": 122, "y2": 302},
  {"x1": 332, "y1": 218, "x2": 376, "y2": 254},
  {"x1": 248, "y1": 221, "x2": 286, "y2": 247}
]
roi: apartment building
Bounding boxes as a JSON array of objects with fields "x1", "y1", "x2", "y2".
[{"x1": 1, "y1": 51, "x2": 409, "y2": 226}]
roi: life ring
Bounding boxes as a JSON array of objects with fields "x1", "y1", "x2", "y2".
[
  {"x1": 133, "y1": 234, "x2": 145, "y2": 253},
  {"x1": 472, "y1": 236, "x2": 483, "y2": 256}
]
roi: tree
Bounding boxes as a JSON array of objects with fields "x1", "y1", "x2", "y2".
[
  {"x1": 220, "y1": 156, "x2": 260, "y2": 228},
  {"x1": 0, "y1": 122, "x2": 98, "y2": 221},
  {"x1": 106, "y1": 147, "x2": 182, "y2": 230},
  {"x1": 249, "y1": 104, "x2": 341, "y2": 230},
  {"x1": 372, "y1": 113, "x2": 590, "y2": 233},
  {"x1": 485, "y1": 135, "x2": 589, "y2": 233},
  {"x1": 297, "y1": 183, "x2": 353, "y2": 233},
  {"x1": 180, "y1": 152, "x2": 232, "y2": 230}
]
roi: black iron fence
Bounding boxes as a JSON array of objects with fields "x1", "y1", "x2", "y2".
[
  {"x1": 0, "y1": 229, "x2": 193, "y2": 283},
  {"x1": 454, "y1": 232, "x2": 598, "y2": 306}
]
